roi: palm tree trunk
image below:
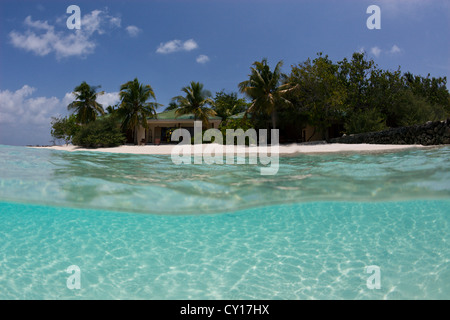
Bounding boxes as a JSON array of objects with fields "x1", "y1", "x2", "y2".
[
  {"x1": 271, "y1": 109, "x2": 277, "y2": 130},
  {"x1": 307, "y1": 127, "x2": 316, "y2": 142}
]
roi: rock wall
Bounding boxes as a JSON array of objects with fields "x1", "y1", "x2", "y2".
[{"x1": 331, "y1": 119, "x2": 450, "y2": 145}]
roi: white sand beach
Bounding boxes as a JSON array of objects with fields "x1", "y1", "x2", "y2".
[{"x1": 33, "y1": 143, "x2": 429, "y2": 156}]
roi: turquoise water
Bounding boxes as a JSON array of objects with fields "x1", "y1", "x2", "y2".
[{"x1": 0, "y1": 145, "x2": 449, "y2": 299}]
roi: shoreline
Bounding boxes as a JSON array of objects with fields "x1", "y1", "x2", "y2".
[{"x1": 30, "y1": 143, "x2": 434, "y2": 156}]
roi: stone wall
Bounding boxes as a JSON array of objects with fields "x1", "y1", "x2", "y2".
[{"x1": 330, "y1": 119, "x2": 450, "y2": 145}]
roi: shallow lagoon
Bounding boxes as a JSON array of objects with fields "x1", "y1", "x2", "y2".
[{"x1": 0, "y1": 145, "x2": 449, "y2": 299}]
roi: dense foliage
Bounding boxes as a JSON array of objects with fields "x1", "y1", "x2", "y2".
[
  {"x1": 238, "y1": 58, "x2": 297, "y2": 130},
  {"x1": 67, "y1": 81, "x2": 105, "y2": 124},
  {"x1": 54, "y1": 52, "x2": 450, "y2": 146},
  {"x1": 117, "y1": 78, "x2": 160, "y2": 144},
  {"x1": 172, "y1": 81, "x2": 216, "y2": 126},
  {"x1": 212, "y1": 90, "x2": 249, "y2": 122},
  {"x1": 72, "y1": 115, "x2": 125, "y2": 148},
  {"x1": 280, "y1": 52, "x2": 450, "y2": 140},
  {"x1": 50, "y1": 114, "x2": 80, "y2": 144}
]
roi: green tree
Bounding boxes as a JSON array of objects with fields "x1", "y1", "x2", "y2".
[
  {"x1": 238, "y1": 58, "x2": 296, "y2": 130},
  {"x1": 172, "y1": 81, "x2": 216, "y2": 126},
  {"x1": 72, "y1": 114, "x2": 125, "y2": 148},
  {"x1": 344, "y1": 108, "x2": 387, "y2": 134},
  {"x1": 364, "y1": 67, "x2": 405, "y2": 127},
  {"x1": 338, "y1": 52, "x2": 376, "y2": 112},
  {"x1": 106, "y1": 103, "x2": 119, "y2": 114},
  {"x1": 367, "y1": 69, "x2": 449, "y2": 128},
  {"x1": 164, "y1": 101, "x2": 179, "y2": 112},
  {"x1": 393, "y1": 90, "x2": 448, "y2": 127},
  {"x1": 404, "y1": 72, "x2": 450, "y2": 114},
  {"x1": 67, "y1": 81, "x2": 105, "y2": 124},
  {"x1": 50, "y1": 114, "x2": 80, "y2": 144},
  {"x1": 117, "y1": 78, "x2": 160, "y2": 144},
  {"x1": 212, "y1": 90, "x2": 249, "y2": 122},
  {"x1": 288, "y1": 53, "x2": 347, "y2": 140}
]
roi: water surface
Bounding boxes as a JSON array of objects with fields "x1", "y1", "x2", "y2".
[{"x1": 0, "y1": 145, "x2": 449, "y2": 299}]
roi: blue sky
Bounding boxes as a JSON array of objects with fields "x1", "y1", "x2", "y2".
[{"x1": 0, "y1": 0, "x2": 449, "y2": 145}]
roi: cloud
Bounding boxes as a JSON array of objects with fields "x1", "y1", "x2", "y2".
[
  {"x1": 370, "y1": 46, "x2": 382, "y2": 58},
  {"x1": 156, "y1": 39, "x2": 198, "y2": 54},
  {"x1": 109, "y1": 17, "x2": 122, "y2": 28},
  {"x1": 9, "y1": 10, "x2": 121, "y2": 59},
  {"x1": 97, "y1": 92, "x2": 120, "y2": 107},
  {"x1": 126, "y1": 25, "x2": 141, "y2": 37},
  {"x1": 0, "y1": 85, "x2": 120, "y2": 145},
  {"x1": 0, "y1": 85, "x2": 62, "y2": 127},
  {"x1": 183, "y1": 39, "x2": 198, "y2": 51},
  {"x1": 196, "y1": 54, "x2": 210, "y2": 64},
  {"x1": 365, "y1": 45, "x2": 402, "y2": 58},
  {"x1": 61, "y1": 91, "x2": 120, "y2": 110},
  {"x1": 390, "y1": 45, "x2": 402, "y2": 54},
  {"x1": 24, "y1": 15, "x2": 52, "y2": 31}
]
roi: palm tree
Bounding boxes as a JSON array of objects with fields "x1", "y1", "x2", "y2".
[
  {"x1": 67, "y1": 81, "x2": 105, "y2": 124},
  {"x1": 164, "y1": 101, "x2": 179, "y2": 112},
  {"x1": 238, "y1": 58, "x2": 296, "y2": 129},
  {"x1": 212, "y1": 90, "x2": 249, "y2": 122},
  {"x1": 172, "y1": 81, "x2": 216, "y2": 126},
  {"x1": 117, "y1": 78, "x2": 160, "y2": 144},
  {"x1": 106, "y1": 104, "x2": 119, "y2": 114}
]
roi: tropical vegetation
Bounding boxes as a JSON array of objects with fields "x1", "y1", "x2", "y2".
[
  {"x1": 51, "y1": 51, "x2": 450, "y2": 147},
  {"x1": 71, "y1": 114, "x2": 125, "y2": 148},
  {"x1": 171, "y1": 81, "x2": 216, "y2": 126},
  {"x1": 238, "y1": 58, "x2": 297, "y2": 130},
  {"x1": 67, "y1": 81, "x2": 105, "y2": 124},
  {"x1": 212, "y1": 90, "x2": 248, "y2": 122},
  {"x1": 117, "y1": 78, "x2": 160, "y2": 144}
]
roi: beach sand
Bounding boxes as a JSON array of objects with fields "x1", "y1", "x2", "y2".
[{"x1": 33, "y1": 143, "x2": 430, "y2": 156}]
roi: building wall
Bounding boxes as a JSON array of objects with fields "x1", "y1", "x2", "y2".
[
  {"x1": 140, "y1": 120, "x2": 221, "y2": 144},
  {"x1": 135, "y1": 126, "x2": 147, "y2": 145},
  {"x1": 302, "y1": 125, "x2": 326, "y2": 142}
]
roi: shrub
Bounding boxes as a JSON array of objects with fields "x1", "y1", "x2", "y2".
[
  {"x1": 344, "y1": 108, "x2": 387, "y2": 134},
  {"x1": 72, "y1": 115, "x2": 126, "y2": 148},
  {"x1": 219, "y1": 117, "x2": 257, "y2": 145},
  {"x1": 393, "y1": 91, "x2": 449, "y2": 127},
  {"x1": 50, "y1": 114, "x2": 80, "y2": 144}
]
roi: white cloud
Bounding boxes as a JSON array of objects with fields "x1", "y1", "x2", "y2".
[
  {"x1": 9, "y1": 10, "x2": 121, "y2": 59},
  {"x1": 156, "y1": 40, "x2": 180, "y2": 54},
  {"x1": 196, "y1": 54, "x2": 210, "y2": 64},
  {"x1": 0, "y1": 85, "x2": 62, "y2": 127},
  {"x1": 156, "y1": 39, "x2": 198, "y2": 54},
  {"x1": 126, "y1": 25, "x2": 141, "y2": 37},
  {"x1": 390, "y1": 45, "x2": 402, "y2": 54},
  {"x1": 109, "y1": 17, "x2": 122, "y2": 28},
  {"x1": 363, "y1": 45, "x2": 401, "y2": 58},
  {"x1": 97, "y1": 92, "x2": 120, "y2": 107},
  {"x1": 370, "y1": 46, "x2": 382, "y2": 57},
  {"x1": 24, "y1": 15, "x2": 52, "y2": 31},
  {"x1": 183, "y1": 39, "x2": 198, "y2": 51},
  {"x1": 0, "y1": 85, "x2": 120, "y2": 145},
  {"x1": 0, "y1": 86, "x2": 119, "y2": 127},
  {"x1": 61, "y1": 91, "x2": 120, "y2": 109}
]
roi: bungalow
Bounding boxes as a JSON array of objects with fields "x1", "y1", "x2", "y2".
[
  {"x1": 135, "y1": 109, "x2": 222, "y2": 145},
  {"x1": 133, "y1": 110, "x2": 341, "y2": 145}
]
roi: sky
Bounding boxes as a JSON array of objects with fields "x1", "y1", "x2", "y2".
[{"x1": 0, "y1": 0, "x2": 449, "y2": 146}]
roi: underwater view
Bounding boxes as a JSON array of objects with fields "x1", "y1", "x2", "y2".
[{"x1": 0, "y1": 145, "x2": 449, "y2": 299}]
